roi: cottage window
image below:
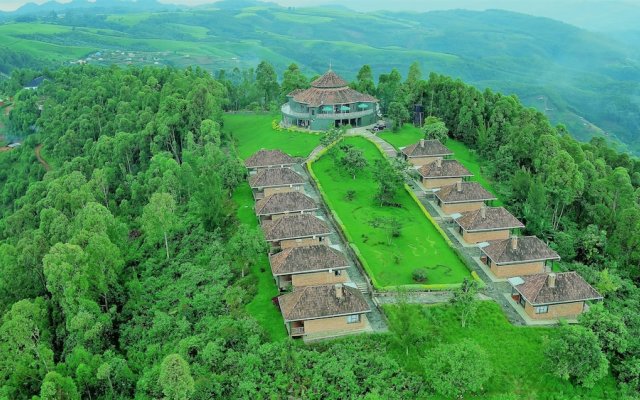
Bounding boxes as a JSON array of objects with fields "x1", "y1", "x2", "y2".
[
  {"x1": 346, "y1": 314, "x2": 360, "y2": 324},
  {"x1": 334, "y1": 270, "x2": 342, "y2": 276},
  {"x1": 535, "y1": 305, "x2": 548, "y2": 314}
]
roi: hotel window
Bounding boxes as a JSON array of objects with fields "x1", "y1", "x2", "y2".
[
  {"x1": 535, "y1": 305, "x2": 549, "y2": 314},
  {"x1": 346, "y1": 314, "x2": 360, "y2": 324}
]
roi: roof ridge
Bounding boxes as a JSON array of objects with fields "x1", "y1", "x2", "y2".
[
  {"x1": 529, "y1": 274, "x2": 548, "y2": 303},
  {"x1": 264, "y1": 216, "x2": 284, "y2": 234}
]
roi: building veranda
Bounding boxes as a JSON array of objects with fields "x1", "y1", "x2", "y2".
[{"x1": 281, "y1": 69, "x2": 379, "y2": 130}]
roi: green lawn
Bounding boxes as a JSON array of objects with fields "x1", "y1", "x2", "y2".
[
  {"x1": 310, "y1": 136, "x2": 471, "y2": 288},
  {"x1": 224, "y1": 113, "x2": 323, "y2": 159},
  {"x1": 378, "y1": 124, "x2": 424, "y2": 149},
  {"x1": 385, "y1": 301, "x2": 620, "y2": 399},
  {"x1": 232, "y1": 182, "x2": 287, "y2": 341},
  {"x1": 380, "y1": 124, "x2": 503, "y2": 205}
]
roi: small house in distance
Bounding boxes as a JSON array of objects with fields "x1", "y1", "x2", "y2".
[
  {"x1": 278, "y1": 283, "x2": 371, "y2": 340},
  {"x1": 480, "y1": 236, "x2": 560, "y2": 278},
  {"x1": 255, "y1": 191, "x2": 318, "y2": 223},
  {"x1": 453, "y1": 206, "x2": 524, "y2": 244},
  {"x1": 24, "y1": 76, "x2": 46, "y2": 90},
  {"x1": 510, "y1": 272, "x2": 603, "y2": 320},
  {"x1": 434, "y1": 181, "x2": 496, "y2": 214},
  {"x1": 281, "y1": 69, "x2": 379, "y2": 130},
  {"x1": 270, "y1": 244, "x2": 350, "y2": 290},
  {"x1": 245, "y1": 149, "x2": 295, "y2": 171},
  {"x1": 401, "y1": 139, "x2": 453, "y2": 166},
  {"x1": 262, "y1": 213, "x2": 331, "y2": 250},
  {"x1": 417, "y1": 158, "x2": 472, "y2": 189},
  {"x1": 249, "y1": 167, "x2": 305, "y2": 200}
]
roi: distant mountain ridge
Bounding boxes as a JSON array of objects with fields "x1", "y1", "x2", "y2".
[
  {"x1": 0, "y1": 3, "x2": 638, "y2": 151},
  {"x1": 0, "y1": 0, "x2": 178, "y2": 16}
]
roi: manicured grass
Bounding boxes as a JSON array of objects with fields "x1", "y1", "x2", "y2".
[
  {"x1": 385, "y1": 301, "x2": 620, "y2": 399},
  {"x1": 232, "y1": 182, "x2": 287, "y2": 341},
  {"x1": 311, "y1": 136, "x2": 471, "y2": 287},
  {"x1": 224, "y1": 113, "x2": 323, "y2": 159},
  {"x1": 380, "y1": 124, "x2": 503, "y2": 204},
  {"x1": 378, "y1": 124, "x2": 423, "y2": 149}
]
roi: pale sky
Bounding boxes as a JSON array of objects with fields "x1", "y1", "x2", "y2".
[{"x1": 0, "y1": 0, "x2": 604, "y2": 12}]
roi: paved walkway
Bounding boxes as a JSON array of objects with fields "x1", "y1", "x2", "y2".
[
  {"x1": 373, "y1": 291, "x2": 491, "y2": 305},
  {"x1": 306, "y1": 144, "x2": 325, "y2": 162}
]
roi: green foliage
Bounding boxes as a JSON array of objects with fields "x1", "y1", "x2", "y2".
[
  {"x1": 0, "y1": 298, "x2": 53, "y2": 399},
  {"x1": 158, "y1": 354, "x2": 195, "y2": 400},
  {"x1": 280, "y1": 63, "x2": 309, "y2": 102},
  {"x1": 228, "y1": 224, "x2": 268, "y2": 279},
  {"x1": 423, "y1": 339, "x2": 492, "y2": 398},
  {"x1": 320, "y1": 126, "x2": 345, "y2": 147},
  {"x1": 421, "y1": 115, "x2": 448, "y2": 143},
  {"x1": 546, "y1": 324, "x2": 609, "y2": 388},
  {"x1": 411, "y1": 268, "x2": 428, "y2": 283},
  {"x1": 255, "y1": 61, "x2": 279, "y2": 108},
  {"x1": 449, "y1": 278, "x2": 479, "y2": 328},
  {"x1": 353, "y1": 64, "x2": 376, "y2": 95},
  {"x1": 387, "y1": 102, "x2": 410, "y2": 131},
  {"x1": 338, "y1": 144, "x2": 368, "y2": 179},
  {"x1": 373, "y1": 159, "x2": 404, "y2": 207},
  {"x1": 579, "y1": 303, "x2": 629, "y2": 358},
  {"x1": 141, "y1": 192, "x2": 178, "y2": 260},
  {"x1": 40, "y1": 371, "x2": 80, "y2": 400}
]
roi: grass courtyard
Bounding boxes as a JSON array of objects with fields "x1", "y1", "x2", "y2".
[
  {"x1": 224, "y1": 113, "x2": 322, "y2": 159},
  {"x1": 380, "y1": 124, "x2": 504, "y2": 204},
  {"x1": 310, "y1": 136, "x2": 471, "y2": 288},
  {"x1": 385, "y1": 301, "x2": 620, "y2": 399}
]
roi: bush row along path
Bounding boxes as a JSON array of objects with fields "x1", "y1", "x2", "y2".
[{"x1": 338, "y1": 128, "x2": 526, "y2": 325}]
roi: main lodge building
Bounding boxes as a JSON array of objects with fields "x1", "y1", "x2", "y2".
[{"x1": 281, "y1": 69, "x2": 379, "y2": 130}]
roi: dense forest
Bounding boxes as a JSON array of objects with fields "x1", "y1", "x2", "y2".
[
  {"x1": 0, "y1": 66, "x2": 423, "y2": 399},
  {"x1": 1, "y1": 60, "x2": 640, "y2": 398}
]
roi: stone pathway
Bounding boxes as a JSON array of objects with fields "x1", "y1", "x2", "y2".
[
  {"x1": 373, "y1": 291, "x2": 491, "y2": 305},
  {"x1": 306, "y1": 144, "x2": 325, "y2": 162}
]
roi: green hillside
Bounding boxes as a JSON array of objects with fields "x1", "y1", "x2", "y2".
[{"x1": 0, "y1": 4, "x2": 639, "y2": 150}]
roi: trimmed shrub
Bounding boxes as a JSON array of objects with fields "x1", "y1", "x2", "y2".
[{"x1": 412, "y1": 268, "x2": 428, "y2": 283}]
